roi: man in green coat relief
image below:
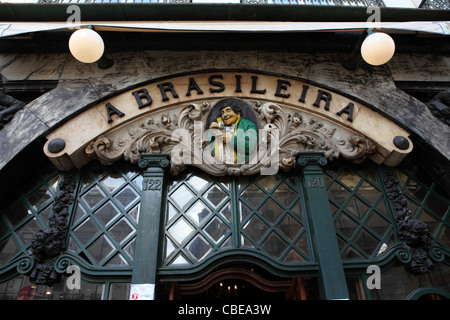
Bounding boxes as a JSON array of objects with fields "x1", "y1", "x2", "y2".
[{"x1": 208, "y1": 103, "x2": 258, "y2": 164}]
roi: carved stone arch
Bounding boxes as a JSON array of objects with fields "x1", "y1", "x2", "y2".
[{"x1": 43, "y1": 71, "x2": 413, "y2": 176}]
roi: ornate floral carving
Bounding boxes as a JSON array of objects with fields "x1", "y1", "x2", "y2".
[
  {"x1": 383, "y1": 169, "x2": 434, "y2": 274},
  {"x1": 29, "y1": 171, "x2": 76, "y2": 285},
  {"x1": 85, "y1": 99, "x2": 376, "y2": 176}
]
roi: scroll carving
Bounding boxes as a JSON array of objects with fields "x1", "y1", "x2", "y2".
[{"x1": 85, "y1": 99, "x2": 376, "y2": 176}]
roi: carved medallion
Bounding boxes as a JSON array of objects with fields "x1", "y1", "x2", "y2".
[{"x1": 85, "y1": 98, "x2": 376, "y2": 176}]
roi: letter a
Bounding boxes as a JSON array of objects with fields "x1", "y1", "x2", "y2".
[
  {"x1": 366, "y1": 265, "x2": 381, "y2": 289},
  {"x1": 66, "y1": 265, "x2": 81, "y2": 290}
]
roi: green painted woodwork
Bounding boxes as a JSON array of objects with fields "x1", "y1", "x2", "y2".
[
  {"x1": 325, "y1": 161, "x2": 398, "y2": 261},
  {"x1": 131, "y1": 154, "x2": 170, "y2": 286},
  {"x1": 67, "y1": 162, "x2": 142, "y2": 269},
  {"x1": 1, "y1": 155, "x2": 449, "y2": 300},
  {"x1": 161, "y1": 168, "x2": 312, "y2": 275},
  {"x1": 297, "y1": 152, "x2": 349, "y2": 300}
]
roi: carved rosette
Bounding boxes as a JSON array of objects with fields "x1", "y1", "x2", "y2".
[{"x1": 85, "y1": 99, "x2": 376, "y2": 176}]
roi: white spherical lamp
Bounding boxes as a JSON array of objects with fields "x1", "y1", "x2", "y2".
[
  {"x1": 360, "y1": 32, "x2": 395, "y2": 66},
  {"x1": 68, "y1": 28, "x2": 105, "y2": 63}
]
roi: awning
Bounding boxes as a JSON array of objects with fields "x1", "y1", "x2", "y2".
[{"x1": 1, "y1": 20, "x2": 449, "y2": 38}]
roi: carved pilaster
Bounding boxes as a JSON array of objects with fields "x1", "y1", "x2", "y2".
[
  {"x1": 296, "y1": 152, "x2": 349, "y2": 299},
  {"x1": 130, "y1": 153, "x2": 170, "y2": 300}
]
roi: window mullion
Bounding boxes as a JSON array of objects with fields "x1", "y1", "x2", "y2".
[{"x1": 230, "y1": 177, "x2": 241, "y2": 249}]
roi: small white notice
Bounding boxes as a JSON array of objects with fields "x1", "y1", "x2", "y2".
[{"x1": 129, "y1": 283, "x2": 155, "y2": 300}]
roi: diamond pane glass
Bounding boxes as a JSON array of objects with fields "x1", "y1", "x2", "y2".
[
  {"x1": 366, "y1": 212, "x2": 390, "y2": 237},
  {"x1": 261, "y1": 232, "x2": 288, "y2": 259},
  {"x1": 204, "y1": 217, "x2": 230, "y2": 244},
  {"x1": 239, "y1": 202, "x2": 252, "y2": 223},
  {"x1": 168, "y1": 218, "x2": 194, "y2": 244},
  {"x1": 38, "y1": 205, "x2": 53, "y2": 226},
  {"x1": 167, "y1": 203, "x2": 178, "y2": 223},
  {"x1": 290, "y1": 200, "x2": 303, "y2": 220},
  {"x1": 295, "y1": 232, "x2": 309, "y2": 258},
  {"x1": 243, "y1": 215, "x2": 269, "y2": 243},
  {"x1": 128, "y1": 204, "x2": 140, "y2": 223},
  {"x1": 328, "y1": 182, "x2": 351, "y2": 206},
  {"x1": 338, "y1": 170, "x2": 361, "y2": 190},
  {"x1": 241, "y1": 183, "x2": 265, "y2": 208},
  {"x1": 115, "y1": 186, "x2": 139, "y2": 209},
  {"x1": 335, "y1": 214, "x2": 358, "y2": 239},
  {"x1": 170, "y1": 254, "x2": 189, "y2": 266},
  {"x1": 163, "y1": 170, "x2": 309, "y2": 267},
  {"x1": 95, "y1": 202, "x2": 120, "y2": 227},
  {"x1": 108, "y1": 218, "x2": 134, "y2": 244},
  {"x1": 272, "y1": 182, "x2": 297, "y2": 207},
  {"x1": 255, "y1": 175, "x2": 278, "y2": 192},
  {"x1": 73, "y1": 204, "x2": 87, "y2": 224},
  {"x1": 106, "y1": 253, "x2": 129, "y2": 267},
  {"x1": 354, "y1": 229, "x2": 379, "y2": 256},
  {"x1": 82, "y1": 186, "x2": 106, "y2": 209},
  {"x1": 27, "y1": 186, "x2": 52, "y2": 210},
  {"x1": 358, "y1": 181, "x2": 380, "y2": 204},
  {"x1": 425, "y1": 193, "x2": 449, "y2": 219},
  {"x1": 283, "y1": 249, "x2": 306, "y2": 263},
  {"x1": 74, "y1": 218, "x2": 100, "y2": 245},
  {"x1": 278, "y1": 215, "x2": 302, "y2": 241},
  {"x1": 186, "y1": 201, "x2": 210, "y2": 226},
  {"x1": 219, "y1": 203, "x2": 231, "y2": 223},
  {"x1": 101, "y1": 174, "x2": 126, "y2": 193},
  {"x1": 87, "y1": 235, "x2": 115, "y2": 263},
  {"x1": 204, "y1": 185, "x2": 227, "y2": 208},
  {"x1": 345, "y1": 196, "x2": 369, "y2": 220},
  {"x1": 187, "y1": 235, "x2": 212, "y2": 261},
  {"x1": 17, "y1": 218, "x2": 42, "y2": 245},
  {"x1": 165, "y1": 237, "x2": 176, "y2": 259},
  {"x1": 186, "y1": 175, "x2": 209, "y2": 192},
  {"x1": 171, "y1": 185, "x2": 194, "y2": 209},
  {"x1": 343, "y1": 247, "x2": 365, "y2": 260},
  {"x1": 124, "y1": 238, "x2": 136, "y2": 260},
  {"x1": 260, "y1": 198, "x2": 283, "y2": 224}
]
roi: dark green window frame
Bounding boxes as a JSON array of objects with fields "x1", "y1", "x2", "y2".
[
  {"x1": 1, "y1": 155, "x2": 449, "y2": 300},
  {"x1": 160, "y1": 168, "x2": 313, "y2": 275}
]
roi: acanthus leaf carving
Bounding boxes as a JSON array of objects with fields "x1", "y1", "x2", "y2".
[{"x1": 85, "y1": 99, "x2": 376, "y2": 176}]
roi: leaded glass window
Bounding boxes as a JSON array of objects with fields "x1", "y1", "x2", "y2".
[
  {"x1": 238, "y1": 174, "x2": 309, "y2": 262},
  {"x1": 396, "y1": 163, "x2": 450, "y2": 249},
  {"x1": 325, "y1": 162, "x2": 397, "y2": 260},
  {"x1": 163, "y1": 169, "x2": 311, "y2": 268},
  {"x1": 0, "y1": 168, "x2": 60, "y2": 266},
  {"x1": 67, "y1": 162, "x2": 142, "y2": 268}
]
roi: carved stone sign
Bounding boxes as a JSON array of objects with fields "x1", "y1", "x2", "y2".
[{"x1": 44, "y1": 71, "x2": 412, "y2": 175}]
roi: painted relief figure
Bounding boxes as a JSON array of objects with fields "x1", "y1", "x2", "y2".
[{"x1": 207, "y1": 98, "x2": 258, "y2": 164}]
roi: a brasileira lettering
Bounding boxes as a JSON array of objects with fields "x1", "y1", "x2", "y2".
[{"x1": 104, "y1": 73, "x2": 356, "y2": 124}]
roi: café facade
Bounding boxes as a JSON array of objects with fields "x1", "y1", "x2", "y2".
[{"x1": 0, "y1": 2, "x2": 449, "y2": 300}]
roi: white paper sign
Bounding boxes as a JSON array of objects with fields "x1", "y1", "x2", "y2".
[{"x1": 129, "y1": 283, "x2": 155, "y2": 300}]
